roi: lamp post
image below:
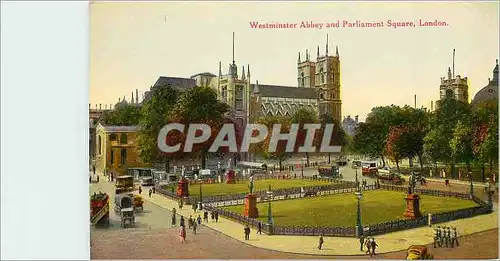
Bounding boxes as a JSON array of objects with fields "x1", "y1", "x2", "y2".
[
  {"x1": 355, "y1": 187, "x2": 363, "y2": 238},
  {"x1": 199, "y1": 183, "x2": 203, "y2": 210},
  {"x1": 301, "y1": 159, "x2": 304, "y2": 178},
  {"x1": 355, "y1": 168, "x2": 359, "y2": 187},
  {"x1": 267, "y1": 185, "x2": 274, "y2": 225},
  {"x1": 469, "y1": 172, "x2": 474, "y2": 198},
  {"x1": 486, "y1": 178, "x2": 493, "y2": 206}
]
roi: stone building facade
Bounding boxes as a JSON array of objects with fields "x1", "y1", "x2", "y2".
[
  {"x1": 439, "y1": 66, "x2": 469, "y2": 103},
  {"x1": 342, "y1": 115, "x2": 359, "y2": 136},
  {"x1": 94, "y1": 123, "x2": 144, "y2": 175}
]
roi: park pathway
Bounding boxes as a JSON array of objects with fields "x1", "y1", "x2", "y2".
[{"x1": 140, "y1": 187, "x2": 498, "y2": 256}]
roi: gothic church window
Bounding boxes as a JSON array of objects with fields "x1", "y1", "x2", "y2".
[
  {"x1": 235, "y1": 85, "x2": 244, "y2": 110},
  {"x1": 222, "y1": 86, "x2": 227, "y2": 101},
  {"x1": 320, "y1": 68, "x2": 324, "y2": 83},
  {"x1": 301, "y1": 72, "x2": 305, "y2": 86},
  {"x1": 109, "y1": 134, "x2": 117, "y2": 141}
]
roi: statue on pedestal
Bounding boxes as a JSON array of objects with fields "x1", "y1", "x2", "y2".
[
  {"x1": 248, "y1": 175, "x2": 255, "y2": 194},
  {"x1": 408, "y1": 172, "x2": 417, "y2": 194}
]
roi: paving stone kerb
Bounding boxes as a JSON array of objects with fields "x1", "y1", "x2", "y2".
[
  {"x1": 155, "y1": 182, "x2": 493, "y2": 238},
  {"x1": 143, "y1": 187, "x2": 498, "y2": 256}
]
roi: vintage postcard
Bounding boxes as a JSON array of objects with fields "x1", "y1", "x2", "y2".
[{"x1": 89, "y1": 1, "x2": 498, "y2": 259}]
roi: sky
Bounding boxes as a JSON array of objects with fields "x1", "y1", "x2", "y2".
[{"x1": 90, "y1": 1, "x2": 499, "y2": 121}]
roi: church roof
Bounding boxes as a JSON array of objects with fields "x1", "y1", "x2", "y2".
[
  {"x1": 100, "y1": 125, "x2": 140, "y2": 133},
  {"x1": 191, "y1": 72, "x2": 216, "y2": 78},
  {"x1": 153, "y1": 76, "x2": 196, "y2": 90},
  {"x1": 251, "y1": 84, "x2": 317, "y2": 99}
]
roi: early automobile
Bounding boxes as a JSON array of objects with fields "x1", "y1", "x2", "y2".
[
  {"x1": 406, "y1": 245, "x2": 433, "y2": 260},
  {"x1": 378, "y1": 173, "x2": 405, "y2": 185},
  {"x1": 115, "y1": 175, "x2": 134, "y2": 194},
  {"x1": 141, "y1": 177, "x2": 155, "y2": 186},
  {"x1": 114, "y1": 193, "x2": 135, "y2": 227},
  {"x1": 361, "y1": 161, "x2": 378, "y2": 177},
  {"x1": 318, "y1": 165, "x2": 342, "y2": 178}
]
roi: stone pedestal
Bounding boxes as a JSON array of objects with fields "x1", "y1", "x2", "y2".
[
  {"x1": 403, "y1": 194, "x2": 422, "y2": 219},
  {"x1": 243, "y1": 194, "x2": 259, "y2": 218},
  {"x1": 226, "y1": 169, "x2": 236, "y2": 184},
  {"x1": 176, "y1": 177, "x2": 189, "y2": 197}
]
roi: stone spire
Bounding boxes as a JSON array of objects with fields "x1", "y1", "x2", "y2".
[
  {"x1": 336, "y1": 46, "x2": 339, "y2": 56},
  {"x1": 219, "y1": 61, "x2": 222, "y2": 77},
  {"x1": 247, "y1": 64, "x2": 250, "y2": 78},
  {"x1": 317, "y1": 46, "x2": 320, "y2": 57},
  {"x1": 306, "y1": 49, "x2": 309, "y2": 61},
  {"x1": 132, "y1": 92, "x2": 134, "y2": 104},
  {"x1": 242, "y1": 66, "x2": 246, "y2": 80},
  {"x1": 253, "y1": 80, "x2": 260, "y2": 94},
  {"x1": 298, "y1": 52, "x2": 301, "y2": 63},
  {"x1": 136, "y1": 89, "x2": 139, "y2": 104},
  {"x1": 326, "y1": 34, "x2": 329, "y2": 55}
]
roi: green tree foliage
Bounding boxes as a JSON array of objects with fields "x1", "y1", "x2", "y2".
[
  {"x1": 253, "y1": 115, "x2": 292, "y2": 171},
  {"x1": 450, "y1": 121, "x2": 474, "y2": 172},
  {"x1": 291, "y1": 108, "x2": 319, "y2": 165},
  {"x1": 137, "y1": 85, "x2": 180, "y2": 170},
  {"x1": 100, "y1": 104, "x2": 140, "y2": 126},
  {"x1": 319, "y1": 113, "x2": 349, "y2": 163},
  {"x1": 168, "y1": 86, "x2": 230, "y2": 168}
]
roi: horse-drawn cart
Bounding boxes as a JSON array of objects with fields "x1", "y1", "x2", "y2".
[{"x1": 114, "y1": 193, "x2": 135, "y2": 227}]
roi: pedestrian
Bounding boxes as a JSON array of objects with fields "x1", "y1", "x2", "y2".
[
  {"x1": 197, "y1": 215, "x2": 202, "y2": 225},
  {"x1": 437, "y1": 226, "x2": 444, "y2": 247},
  {"x1": 171, "y1": 213, "x2": 176, "y2": 226},
  {"x1": 192, "y1": 202, "x2": 197, "y2": 213},
  {"x1": 214, "y1": 211, "x2": 219, "y2": 222},
  {"x1": 179, "y1": 226, "x2": 186, "y2": 242},
  {"x1": 211, "y1": 211, "x2": 215, "y2": 222},
  {"x1": 245, "y1": 225, "x2": 251, "y2": 240},
  {"x1": 257, "y1": 222, "x2": 262, "y2": 234},
  {"x1": 365, "y1": 237, "x2": 372, "y2": 254},
  {"x1": 317, "y1": 234, "x2": 324, "y2": 250},
  {"x1": 188, "y1": 215, "x2": 193, "y2": 229},
  {"x1": 97, "y1": 175, "x2": 99, "y2": 183},
  {"x1": 192, "y1": 220, "x2": 197, "y2": 235},
  {"x1": 444, "y1": 227, "x2": 451, "y2": 247},
  {"x1": 93, "y1": 165, "x2": 96, "y2": 175},
  {"x1": 149, "y1": 188, "x2": 152, "y2": 197},
  {"x1": 89, "y1": 175, "x2": 92, "y2": 183},
  {"x1": 179, "y1": 200, "x2": 183, "y2": 210},
  {"x1": 180, "y1": 216, "x2": 185, "y2": 228},
  {"x1": 359, "y1": 235, "x2": 365, "y2": 252},
  {"x1": 451, "y1": 227, "x2": 459, "y2": 247},
  {"x1": 433, "y1": 226, "x2": 441, "y2": 248},
  {"x1": 203, "y1": 211, "x2": 209, "y2": 223},
  {"x1": 370, "y1": 238, "x2": 378, "y2": 256},
  {"x1": 138, "y1": 186, "x2": 142, "y2": 194}
]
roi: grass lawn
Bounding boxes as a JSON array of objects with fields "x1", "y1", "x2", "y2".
[
  {"x1": 223, "y1": 190, "x2": 479, "y2": 227},
  {"x1": 164, "y1": 179, "x2": 331, "y2": 197}
]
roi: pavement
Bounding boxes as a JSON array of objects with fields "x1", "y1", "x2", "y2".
[{"x1": 139, "y1": 183, "x2": 499, "y2": 256}]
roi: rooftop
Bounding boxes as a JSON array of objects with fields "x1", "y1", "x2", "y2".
[{"x1": 252, "y1": 84, "x2": 317, "y2": 99}]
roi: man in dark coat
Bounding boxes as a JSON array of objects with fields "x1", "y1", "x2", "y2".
[
  {"x1": 359, "y1": 235, "x2": 365, "y2": 251},
  {"x1": 180, "y1": 216, "x2": 185, "y2": 228},
  {"x1": 203, "y1": 211, "x2": 209, "y2": 223},
  {"x1": 370, "y1": 238, "x2": 378, "y2": 256},
  {"x1": 211, "y1": 212, "x2": 215, "y2": 222},
  {"x1": 214, "y1": 212, "x2": 219, "y2": 222},
  {"x1": 257, "y1": 222, "x2": 262, "y2": 234},
  {"x1": 244, "y1": 225, "x2": 251, "y2": 240}
]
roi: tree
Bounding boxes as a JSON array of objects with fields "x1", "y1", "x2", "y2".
[
  {"x1": 385, "y1": 125, "x2": 409, "y2": 173},
  {"x1": 291, "y1": 108, "x2": 319, "y2": 165},
  {"x1": 319, "y1": 113, "x2": 348, "y2": 164},
  {"x1": 352, "y1": 121, "x2": 387, "y2": 164},
  {"x1": 137, "y1": 85, "x2": 180, "y2": 171},
  {"x1": 253, "y1": 115, "x2": 292, "y2": 172},
  {"x1": 168, "y1": 86, "x2": 230, "y2": 169},
  {"x1": 423, "y1": 128, "x2": 448, "y2": 175},
  {"x1": 401, "y1": 107, "x2": 429, "y2": 169},
  {"x1": 100, "y1": 104, "x2": 141, "y2": 126},
  {"x1": 430, "y1": 97, "x2": 471, "y2": 177},
  {"x1": 450, "y1": 121, "x2": 474, "y2": 173}
]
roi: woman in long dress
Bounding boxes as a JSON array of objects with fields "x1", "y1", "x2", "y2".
[{"x1": 179, "y1": 226, "x2": 186, "y2": 242}]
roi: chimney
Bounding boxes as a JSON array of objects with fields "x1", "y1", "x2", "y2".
[{"x1": 355, "y1": 115, "x2": 359, "y2": 123}]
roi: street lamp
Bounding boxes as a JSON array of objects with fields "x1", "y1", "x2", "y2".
[
  {"x1": 355, "y1": 188, "x2": 363, "y2": 238},
  {"x1": 199, "y1": 183, "x2": 203, "y2": 210},
  {"x1": 301, "y1": 159, "x2": 304, "y2": 178},
  {"x1": 469, "y1": 172, "x2": 474, "y2": 198},
  {"x1": 355, "y1": 168, "x2": 359, "y2": 187},
  {"x1": 267, "y1": 185, "x2": 274, "y2": 225}
]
